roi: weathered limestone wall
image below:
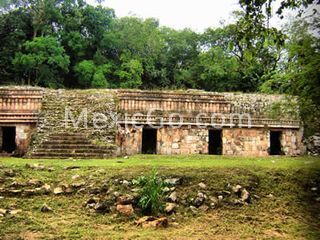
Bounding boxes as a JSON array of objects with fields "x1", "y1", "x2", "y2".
[
  {"x1": 118, "y1": 126, "x2": 304, "y2": 156},
  {"x1": 117, "y1": 126, "x2": 142, "y2": 156},
  {"x1": 15, "y1": 124, "x2": 36, "y2": 155},
  {"x1": 117, "y1": 126, "x2": 208, "y2": 155},
  {"x1": 157, "y1": 127, "x2": 208, "y2": 155},
  {"x1": 223, "y1": 129, "x2": 269, "y2": 156},
  {"x1": 281, "y1": 129, "x2": 305, "y2": 155}
]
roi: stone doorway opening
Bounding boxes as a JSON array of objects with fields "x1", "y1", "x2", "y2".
[
  {"x1": 142, "y1": 128, "x2": 157, "y2": 154},
  {"x1": 208, "y1": 129, "x2": 222, "y2": 155},
  {"x1": 2, "y1": 127, "x2": 16, "y2": 153},
  {"x1": 270, "y1": 131, "x2": 282, "y2": 155}
]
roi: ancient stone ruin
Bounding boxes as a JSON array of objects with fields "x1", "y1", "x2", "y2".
[{"x1": 0, "y1": 87, "x2": 304, "y2": 158}]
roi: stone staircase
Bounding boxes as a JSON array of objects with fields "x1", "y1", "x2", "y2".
[{"x1": 27, "y1": 89, "x2": 117, "y2": 159}]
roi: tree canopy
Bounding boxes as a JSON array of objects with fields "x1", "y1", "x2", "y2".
[{"x1": 0, "y1": 0, "x2": 319, "y2": 133}]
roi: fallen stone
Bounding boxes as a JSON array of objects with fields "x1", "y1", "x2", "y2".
[
  {"x1": 122, "y1": 180, "x2": 130, "y2": 186},
  {"x1": 23, "y1": 189, "x2": 36, "y2": 196},
  {"x1": 71, "y1": 174, "x2": 80, "y2": 180},
  {"x1": 168, "y1": 191, "x2": 177, "y2": 202},
  {"x1": 94, "y1": 201, "x2": 111, "y2": 213},
  {"x1": 41, "y1": 184, "x2": 51, "y2": 193},
  {"x1": 198, "y1": 182, "x2": 207, "y2": 189},
  {"x1": 71, "y1": 182, "x2": 85, "y2": 188},
  {"x1": 53, "y1": 187, "x2": 64, "y2": 195},
  {"x1": 135, "y1": 216, "x2": 168, "y2": 228},
  {"x1": 164, "y1": 203, "x2": 176, "y2": 214},
  {"x1": 64, "y1": 166, "x2": 80, "y2": 170},
  {"x1": 193, "y1": 192, "x2": 206, "y2": 207},
  {"x1": 40, "y1": 203, "x2": 53, "y2": 212},
  {"x1": 164, "y1": 178, "x2": 181, "y2": 185},
  {"x1": 117, "y1": 195, "x2": 136, "y2": 205},
  {"x1": 189, "y1": 206, "x2": 198, "y2": 214},
  {"x1": 26, "y1": 163, "x2": 46, "y2": 171},
  {"x1": 27, "y1": 179, "x2": 43, "y2": 187},
  {"x1": 116, "y1": 204, "x2": 134, "y2": 216},
  {"x1": 253, "y1": 194, "x2": 260, "y2": 200},
  {"x1": 9, "y1": 181, "x2": 25, "y2": 188},
  {"x1": 9, "y1": 209, "x2": 22, "y2": 215},
  {"x1": 86, "y1": 198, "x2": 98, "y2": 206},
  {"x1": 199, "y1": 205, "x2": 209, "y2": 212},
  {"x1": 113, "y1": 191, "x2": 120, "y2": 198},
  {"x1": 7, "y1": 189, "x2": 22, "y2": 196},
  {"x1": 231, "y1": 199, "x2": 245, "y2": 205},
  {"x1": 241, "y1": 188, "x2": 250, "y2": 203},
  {"x1": 232, "y1": 185, "x2": 242, "y2": 194},
  {"x1": 0, "y1": 209, "x2": 7, "y2": 215},
  {"x1": 163, "y1": 187, "x2": 171, "y2": 193}
]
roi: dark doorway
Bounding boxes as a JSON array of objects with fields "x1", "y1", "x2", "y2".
[
  {"x1": 142, "y1": 128, "x2": 157, "y2": 154},
  {"x1": 270, "y1": 131, "x2": 282, "y2": 155},
  {"x1": 209, "y1": 129, "x2": 222, "y2": 155},
  {"x1": 2, "y1": 127, "x2": 16, "y2": 153}
]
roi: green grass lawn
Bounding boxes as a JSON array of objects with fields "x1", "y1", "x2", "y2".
[
  {"x1": 1, "y1": 154, "x2": 320, "y2": 169},
  {"x1": 0, "y1": 155, "x2": 320, "y2": 240}
]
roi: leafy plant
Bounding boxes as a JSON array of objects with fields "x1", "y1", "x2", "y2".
[{"x1": 133, "y1": 170, "x2": 167, "y2": 215}]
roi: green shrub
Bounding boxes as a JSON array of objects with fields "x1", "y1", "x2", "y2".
[{"x1": 133, "y1": 170, "x2": 167, "y2": 215}]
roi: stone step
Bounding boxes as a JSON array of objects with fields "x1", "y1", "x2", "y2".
[
  {"x1": 30, "y1": 152, "x2": 113, "y2": 159},
  {"x1": 37, "y1": 144, "x2": 112, "y2": 149},
  {"x1": 34, "y1": 148, "x2": 115, "y2": 154},
  {"x1": 42, "y1": 140, "x2": 92, "y2": 145}
]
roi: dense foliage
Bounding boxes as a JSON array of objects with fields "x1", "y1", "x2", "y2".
[{"x1": 0, "y1": 0, "x2": 319, "y2": 134}]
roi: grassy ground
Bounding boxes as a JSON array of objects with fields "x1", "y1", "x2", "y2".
[{"x1": 0, "y1": 155, "x2": 320, "y2": 239}]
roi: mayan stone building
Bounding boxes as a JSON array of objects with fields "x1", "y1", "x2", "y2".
[{"x1": 0, "y1": 87, "x2": 304, "y2": 158}]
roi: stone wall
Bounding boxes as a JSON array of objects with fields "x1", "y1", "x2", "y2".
[
  {"x1": 15, "y1": 124, "x2": 36, "y2": 155},
  {"x1": 223, "y1": 128, "x2": 269, "y2": 156},
  {"x1": 281, "y1": 129, "x2": 305, "y2": 155},
  {"x1": 117, "y1": 126, "x2": 142, "y2": 155},
  {"x1": 118, "y1": 126, "x2": 304, "y2": 156},
  {"x1": 157, "y1": 127, "x2": 208, "y2": 155}
]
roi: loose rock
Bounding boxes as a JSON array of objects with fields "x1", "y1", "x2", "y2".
[
  {"x1": 27, "y1": 179, "x2": 43, "y2": 186},
  {"x1": 40, "y1": 203, "x2": 53, "y2": 212},
  {"x1": 164, "y1": 203, "x2": 176, "y2": 214},
  {"x1": 198, "y1": 182, "x2": 206, "y2": 189},
  {"x1": 116, "y1": 204, "x2": 134, "y2": 216},
  {"x1": 168, "y1": 191, "x2": 177, "y2": 202},
  {"x1": 135, "y1": 216, "x2": 168, "y2": 228},
  {"x1": 241, "y1": 188, "x2": 250, "y2": 203},
  {"x1": 164, "y1": 178, "x2": 181, "y2": 185},
  {"x1": 53, "y1": 187, "x2": 64, "y2": 195}
]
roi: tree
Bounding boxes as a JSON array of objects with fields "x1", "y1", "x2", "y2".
[
  {"x1": 13, "y1": 36, "x2": 70, "y2": 87},
  {"x1": 74, "y1": 60, "x2": 110, "y2": 88},
  {"x1": 0, "y1": 8, "x2": 33, "y2": 84},
  {"x1": 115, "y1": 53, "x2": 143, "y2": 88},
  {"x1": 261, "y1": 17, "x2": 320, "y2": 135}
]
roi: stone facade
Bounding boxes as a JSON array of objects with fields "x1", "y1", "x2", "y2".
[
  {"x1": 0, "y1": 87, "x2": 43, "y2": 155},
  {"x1": 117, "y1": 90, "x2": 304, "y2": 156},
  {"x1": 118, "y1": 127, "x2": 304, "y2": 156},
  {"x1": 0, "y1": 87, "x2": 305, "y2": 157}
]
